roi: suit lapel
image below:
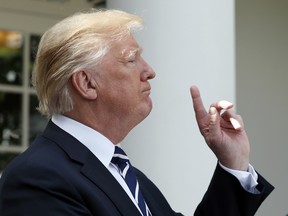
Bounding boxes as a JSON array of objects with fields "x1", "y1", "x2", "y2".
[{"x1": 43, "y1": 121, "x2": 142, "y2": 216}]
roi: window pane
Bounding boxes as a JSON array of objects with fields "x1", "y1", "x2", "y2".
[
  {"x1": 30, "y1": 34, "x2": 41, "y2": 86},
  {"x1": 0, "y1": 92, "x2": 22, "y2": 146},
  {"x1": 0, "y1": 30, "x2": 23, "y2": 85},
  {"x1": 29, "y1": 95, "x2": 47, "y2": 144}
]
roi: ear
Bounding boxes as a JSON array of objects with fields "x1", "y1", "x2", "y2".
[{"x1": 71, "y1": 71, "x2": 97, "y2": 100}]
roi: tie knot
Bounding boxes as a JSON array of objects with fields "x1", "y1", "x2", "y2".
[{"x1": 111, "y1": 146, "x2": 130, "y2": 170}]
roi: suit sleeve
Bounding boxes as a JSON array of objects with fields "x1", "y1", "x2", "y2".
[{"x1": 194, "y1": 164, "x2": 274, "y2": 216}]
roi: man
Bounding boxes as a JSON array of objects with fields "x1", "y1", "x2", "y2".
[{"x1": 0, "y1": 9, "x2": 273, "y2": 215}]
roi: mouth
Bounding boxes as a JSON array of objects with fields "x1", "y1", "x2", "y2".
[
  {"x1": 142, "y1": 89, "x2": 151, "y2": 96},
  {"x1": 142, "y1": 84, "x2": 151, "y2": 95}
]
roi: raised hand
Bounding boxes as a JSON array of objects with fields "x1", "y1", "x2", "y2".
[{"x1": 190, "y1": 85, "x2": 250, "y2": 171}]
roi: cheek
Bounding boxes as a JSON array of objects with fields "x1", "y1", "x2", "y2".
[
  {"x1": 98, "y1": 71, "x2": 142, "y2": 100},
  {"x1": 108, "y1": 82, "x2": 138, "y2": 103}
]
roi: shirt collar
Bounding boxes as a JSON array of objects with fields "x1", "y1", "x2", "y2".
[{"x1": 51, "y1": 114, "x2": 116, "y2": 168}]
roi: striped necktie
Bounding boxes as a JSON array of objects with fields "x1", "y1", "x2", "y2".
[{"x1": 111, "y1": 146, "x2": 152, "y2": 216}]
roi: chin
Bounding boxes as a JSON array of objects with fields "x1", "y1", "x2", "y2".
[
  {"x1": 147, "y1": 96, "x2": 153, "y2": 108},
  {"x1": 133, "y1": 98, "x2": 153, "y2": 121},
  {"x1": 138, "y1": 103, "x2": 153, "y2": 122},
  {"x1": 146, "y1": 99, "x2": 153, "y2": 114}
]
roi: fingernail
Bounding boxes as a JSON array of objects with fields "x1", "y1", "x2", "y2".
[
  {"x1": 219, "y1": 100, "x2": 233, "y2": 109},
  {"x1": 230, "y1": 117, "x2": 241, "y2": 130}
]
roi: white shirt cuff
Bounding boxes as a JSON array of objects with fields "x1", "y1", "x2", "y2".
[{"x1": 219, "y1": 163, "x2": 259, "y2": 194}]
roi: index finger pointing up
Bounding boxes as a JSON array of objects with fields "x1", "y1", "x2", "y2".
[{"x1": 190, "y1": 85, "x2": 207, "y2": 120}]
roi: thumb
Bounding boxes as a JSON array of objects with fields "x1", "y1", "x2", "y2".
[{"x1": 208, "y1": 107, "x2": 221, "y2": 141}]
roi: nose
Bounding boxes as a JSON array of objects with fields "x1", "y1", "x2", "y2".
[{"x1": 140, "y1": 59, "x2": 156, "y2": 81}]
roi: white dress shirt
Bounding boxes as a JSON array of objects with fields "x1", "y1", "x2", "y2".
[{"x1": 52, "y1": 114, "x2": 259, "y2": 212}]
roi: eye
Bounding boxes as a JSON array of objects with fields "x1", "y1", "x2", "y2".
[
  {"x1": 126, "y1": 57, "x2": 137, "y2": 65},
  {"x1": 128, "y1": 59, "x2": 136, "y2": 63}
]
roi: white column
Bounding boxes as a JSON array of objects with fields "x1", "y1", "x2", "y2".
[{"x1": 107, "y1": 1, "x2": 235, "y2": 214}]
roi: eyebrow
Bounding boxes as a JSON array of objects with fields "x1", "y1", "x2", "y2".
[{"x1": 122, "y1": 47, "x2": 143, "y2": 59}]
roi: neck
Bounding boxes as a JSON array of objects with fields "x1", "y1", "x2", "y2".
[{"x1": 64, "y1": 109, "x2": 140, "y2": 144}]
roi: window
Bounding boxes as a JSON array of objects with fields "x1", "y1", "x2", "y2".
[
  {"x1": 0, "y1": 0, "x2": 106, "y2": 174},
  {"x1": 0, "y1": 30, "x2": 47, "y2": 172}
]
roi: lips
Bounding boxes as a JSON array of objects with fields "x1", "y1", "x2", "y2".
[{"x1": 142, "y1": 84, "x2": 151, "y2": 94}]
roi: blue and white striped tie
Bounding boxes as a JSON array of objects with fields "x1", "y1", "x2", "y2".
[{"x1": 111, "y1": 146, "x2": 152, "y2": 216}]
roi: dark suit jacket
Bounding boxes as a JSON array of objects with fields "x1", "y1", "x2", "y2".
[{"x1": 0, "y1": 121, "x2": 274, "y2": 216}]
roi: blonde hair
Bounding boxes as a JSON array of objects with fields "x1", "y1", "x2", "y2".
[{"x1": 32, "y1": 9, "x2": 143, "y2": 117}]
